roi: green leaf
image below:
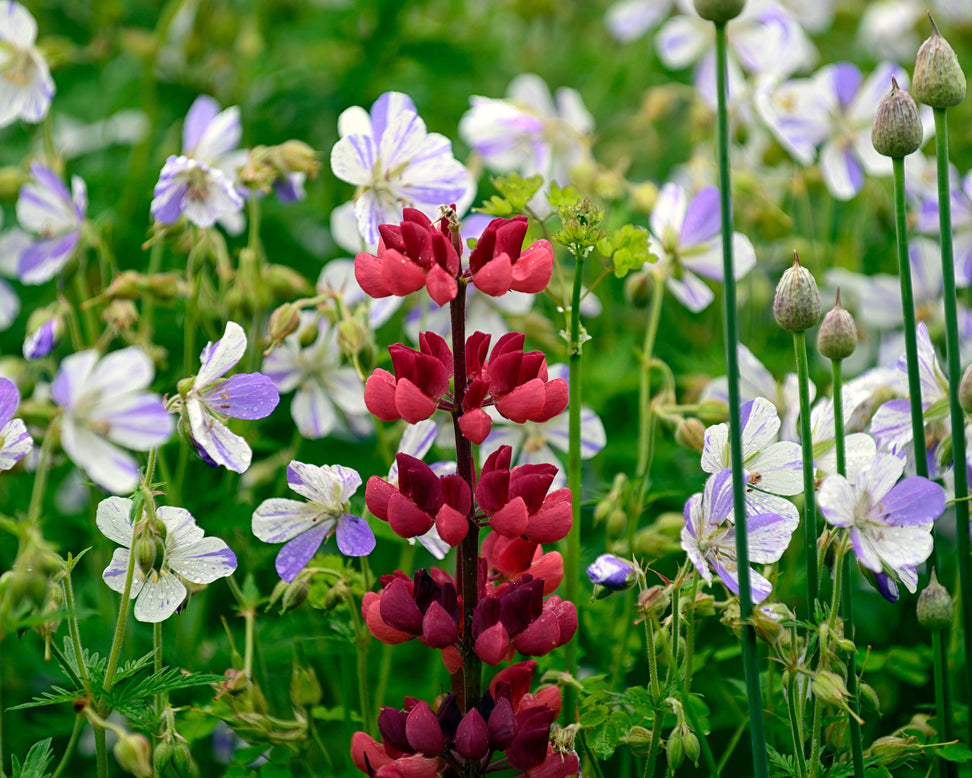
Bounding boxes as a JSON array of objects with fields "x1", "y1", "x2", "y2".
[
  {"x1": 8, "y1": 686, "x2": 78, "y2": 711},
  {"x1": 10, "y1": 738, "x2": 54, "y2": 778},
  {"x1": 491, "y1": 172, "x2": 544, "y2": 212},
  {"x1": 476, "y1": 195, "x2": 514, "y2": 217},
  {"x1": 603, "y1": 225, "x2": 653, "y2": 278},
  {"x1": 548, "y1": 182, "x2": 581, "y2": 208},
  {"x1": 578, "y1": 705, "x2": 608, "y2": 729},
  {"x1": 933, "y1": 742, "x2": 972, "y2": 763}
]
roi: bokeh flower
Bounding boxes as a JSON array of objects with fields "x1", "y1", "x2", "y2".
[
  {"x1": 0, "y1": 377, "x2": 32, "y2": 471},
  {"x1": 16, "y1": 162, "x2": 86, "y2": 285},
  {"x1": 0, "y1": 1, "x2": 55, "y2": 127}
]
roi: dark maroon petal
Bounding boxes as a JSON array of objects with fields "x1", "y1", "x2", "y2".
[
  {"x1": 377, "y1": 707, "x2": 411, "y2": 754},
  {"x1": 471, "y1": 595, "x2": 501, "y2": 640},
  {"x1": 378, "y1": 223, "x2": 406, "y2": 253},
  {"x1": 405, "y1": 701, "x2": 444, "y2": 755},
  {"x1": 507, "y1": 706, "x2": 556, "y2": 769},
  {"x1": 498, "y1": 577, "x2": 544, "y2": 636},
  {"x1": 455, "y1": 708, "x2": 490, "y2": 761},
  {"x1": 441, "y1": 474, "x2": 472, "y2": 515},
  {"x1": 421, "y1": 601, "x2": 459, "y2": 649},
  {"x1": 380, "y1": 577, "x2": 424, "y2": 634},
  {"x1": 487, "y1": 697, "x2": 516, "y2": 750},
  {"x1": 489, "y1": 660, "x2": 538, "y2": 706}
]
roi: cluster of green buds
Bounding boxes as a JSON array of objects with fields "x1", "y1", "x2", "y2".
[
  {"x1": 239, "y1": 140, "x2": 321, "y2": 194},
  {"x1": 664, "y1": 697, "x2": 701, "y2": 769}
]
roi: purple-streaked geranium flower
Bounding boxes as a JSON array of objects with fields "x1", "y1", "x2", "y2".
[
  {"x1": 818, "y1": 453, "x2": 944, "y2": 595},
  {"x1": 0, "y1": 221, "x2": 27, "y2": 331},
  {"x1": 52, "y1": 347, "x2": 173, "y2": 494},
  {"x1": 262, "y1": 312, "x2": 369, "y2": 440},
  {"x1": 16, "y1": 162, "x2": 86, "y2": 285},
  {"x1": 330, "y1": 92, "x2": 474, "y2": 247},
  {"x1": 252, "y1": 461, "x2": 375, "y2": 582},
  {"x1": 182, "y1": 321, "x2": 279, "y2": 474},
  {"x1": 647, "y1": 182, "x2": 756, "y2": 313},
  {"x1": 587, "y1": 554, "x2": 636, "y2": 592},
  {"x1": 0, "y1": 377, "x2": 32, "y2": 471},
  {"x1": 701, "y1": 397, "x2": 802, "y2": 524},
  {"x1": 0, "y1": 2, "x2": 55, "y2": 127},
  {"x1": 808, "y1": 396, "x2": 877, "y2": 480},
  {"x1": 151, "y1": 95, "x2": 246, "y2": 229},
  {"x1": 682, "y1": 468, "x2": 797, "y2": 604},
  {"x1": 98, "y1": 496, "x2": 237, "y2": 622}
]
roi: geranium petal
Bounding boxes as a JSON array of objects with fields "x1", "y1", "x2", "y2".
[
  {"x1": 336, "y1": 514, "x2": 377, "y2": 556},
  {"x1": 252, "y1": 498, "x2": 322, "y2": 543},
  {"x1": 818, "y1": 474, "x2": 857, "y2": 528},
  {"x1": 276, "y1": 522, "x2": 329, "y2": 582},
  {"x1": 881, "y1": 477, "x2": 946, "y2": 526},
  {"x1": 196, "y1": 321, "x2": 247, "y2": 387},
  {"x1": 62, "y1": 419, "x2": 139, "y2": 494},
  {"x1": 168, "y1": 537, "x2": 238, "y2": 584},
  {"x1": 200, "y1": 373, "x2": 279, "y2": 420},
  {"x1": 133, "y1": 570, "x2": 187, "y2": 623}
]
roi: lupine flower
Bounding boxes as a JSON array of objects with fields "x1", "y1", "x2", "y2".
[
  {"x1": 682, "y1": 468, "x2": 797, "y2": 604},
  {"x1": 364, "y1": 332, "x2": 453, "y2": 425},
  {"x1": 647, "y1": 182, "x2": 757, "y2": 313},
  {"x1": 52, "y1": 347, "x2": 173, "y2": 494},
  {"x1": 0, "y1": 377, "x2": 32, "y2": 471},
  {"x1": 818, "y1": 453, "x2": 944, "y2": 594},
  {"x1": 331, "y1": 91, "x2": 474, "y2": 247},
  {"x1": 151, "y1": 95, "x2": 246, "y2": 229},
  {"x1": 0, "y1": 2, "x2": 55, "y2": 127},
  {"x1": 97, "y1": 496, "x2": 237, "y2": 622},
  {"x1": 366, "y1": 569, "x2": 460, "y2": 649},
  {"x1": 16, "y1": 162, "x2": 86, "y2": 285},
  {"x1": 701, "y1": 397, "x2": 803, "y2": 523},
  {"x1": 262, "y1": 312, "x2": 370, "y2": 440},
  {"x1": 252, "y1": 461, "x2": 375, "y2": 582},
  {"x1": 468, "y1": 215, "x2": 553, "y2": 297},
  {"x1": 482, "y1": 531, "x2": 564, "y2": 596},
  {"x1": 181, "y1": 321, "x2": 279, "y2": 473}
]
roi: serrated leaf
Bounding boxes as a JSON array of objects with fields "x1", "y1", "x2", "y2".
[
  {"x1": 476, "y1": 196, "x2": 514, "y2": 217},
  {"x1": 604, "y1": 225, "x2": 652, "y2": 278},
  {"x1": 491, "y1": 173, "x2": 544, "y2": 212},
  {"x1": 578, "y1": 705, "x2": 607, "y2": 729},
  {"x1": 548, "y1": 182, "x2": 580, "y2": 208},
  {"x1": 11, "y1": 739, "x2": 54, "y2": 778},
  {"x1": 8, "y1": 686, "x2": 79, "y2": 711},
  {"x1": 934, "y1": 743, "x2": 972, "y2": 763},
  {"x1": 620, "y1": 686, "x2": 653, "y2": 713}
]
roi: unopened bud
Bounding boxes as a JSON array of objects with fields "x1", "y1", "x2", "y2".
[
  {"x1": 913, "y1": 16, "x2": 966, "y2": 109},
  {"x1": 277, "y1": 140, "x2": 321, "y2": 177},
  {"x1": 106, "y1": 270, "x2": 144, "y2": 300},
  {"x1": 872, "y1": 77, "x2": 923, "y2": 158},
  {"x1": 147, "y1": 273, "x2": 185, "y2": 302},
  {"x1": 774, "y1": 251, "x2": 820, "y2": 332},
  {"x1": 103, "y1": 299, "x2": 139, "y2": 331},
  {"x1": 812, "y1": 670, "x2": 850, "y2": 708},
  {"x1": 290, "y1": 665, "x2": 323, "y2": 707},
  {"x1": 869, "y1": 735, "x2": 922, "y2": 768},
  {"x1": 860, "y1": 683, "x2": 881, "y2": 714},
  {"x1": 269, "y1": 303, "x2": 302, "y2": 343},
  {"x1": 624, "y1": 726, "x2": 654, "y2": 755},
  {"x1": 606, "y1": 508, "x2": 627, "y2": 538},
  {"x1": 817, "y1": 289, "x2": 857, "y2": 360},
  {"x1": 959, "y1": 363, "x2": 972, "y2": 415},
  {"x1": 114, "y1": 732, "x2": 152, "y2": 778},
  {"x1": 682, "y1": 730, "x2": 700, "y2": 766},
  {"x1": 692, "y1": 0, "x2": 745, "y2": 22},
  {"x1": 23, "y1": 312, "x2": 63, "y2": 360},
  {"x1": 917, "y1": 569, "x2": 953, "y2": 631},
  {"x1": 666, "y1": 730, "x2": 685, "y2": 769},
  {"x1": 587, "y1": 554, "x2": 637, "y2": 595},
  {"x1": 696, "y1": 398, "x2": 728, "y2": 426},
  {"x1": 263, "y1": 263, "x2": 314, "y2": 298},
  {"x1": 674, "y1": 417, "x2": 706, "y2": 453},
  {"x1": 825, "y1": 719, "x2": 850, "y2": 751},
  {"x1": 638, "y1": 585, "x2": 670, "y2": 618},
  {"x1": 134, "y1": 537, "x2": 159, "y2": 575}
]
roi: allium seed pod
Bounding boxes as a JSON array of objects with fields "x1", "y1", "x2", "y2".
[
  {"x1": 917, "y1": 569, "x2": 953, "y2": 631},
  {"x1": 959, "y1": 363, "x2": 972, "y2": 415},
  {"x1": 773, "y1": 251, "x2": 820, "y2": 332},
  {"x1": 913, "y1": 16, "x2": 967, "y2": 109},
  {"x1": 817, "y1": 289, "x2": 857, "y2": 360},
  {"x1": 871, "y1": 77, "x2": 923, "y2": 158},
  {"x1": 692, "y1": 0, "x2": 745, "y2": 22}
]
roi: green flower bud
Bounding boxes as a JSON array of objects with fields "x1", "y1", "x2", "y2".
[
  {"x1": 268, "y1": 302, "x2": 302, "y2": 344},
  {"x1": 666, "y1": 730, "x2": 685, "y2": 769},
  {"x1": 134, "y1": 537, "x2": 159, "y2": 576},
  {"x1": 917, "y1": 569, "x2": 953, "y2": 631},
  {"x1": 825, "y1": 719, "x2": 849, "y2": 751},
  {"x1": 152, "y1": 741, "x2": 174, "y2": 777},
  {"x1": 169, "y1": 741, "x2": 197, "y2": 777},
  {"x1": 774, "y1": 251, "x2": 820, "y2": 332},
  {"x1": 674, "y1": 417, "x2": 706, "y2": 453},
  {"x1": 682, "y1": 730, "x2": 701, "y2": 766},
  {"x1": 959, "y1": 363, "x2": 972, "y2": 415},
  {"x1": 692, "y1": 0, "x2": 745, "y2": 22},
  {"x1": 263, "y1": 263, "x2": 314, "y2": 298},
  {"x1": 146, "y1": 273, "x2": 186, "y2": 302},
  {"x1": 103, "y1": 299, "x2": 139, "y2": 332},
  {"x1": 290, "y1": 665, "x2": 323, "y2": 707},
  {"x1": 871, "y1": 77, "x2": 923, "y2": 158},
  {"x1": 276, "y1": 140, "x2": 321, "y2": 178},
  {"x1": 114, "y1": 732, "x2": 152, "y2": 778},
  {"x1": 105, "y1": 270, "x2": 144, "y2": 300},
  {"x1": 812, "y1": 670, "x2": 851, "y2": 708},
  {"x1": 623, "y1": 726, "x2": 654, "y2": 755},
  {"x1": 869, "y1": 735, "x2": 923, "y2": 768},
  {"x1": 913, "y1": 16, "x2": 966, "y2": 109},
  {"x1": 638, "y1": 585, "x2": 670, "y2": 618},
  {"x1": 817, "y1": 289, "x2": 858, "y2": 360}
]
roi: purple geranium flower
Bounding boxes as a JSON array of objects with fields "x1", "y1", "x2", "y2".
[
  {"x1": 0, "y1": 2, "x2": 55, "y2": 127},
  {"x1": 587, "y1": 554, "x2": 636, "y2": 591},
  {"x1": 183, "y1": 321, "x2": 279, "y2": 474},
  {"x1": 682, "y1": 468, "x2": 797, "y2": 604},
  {"x1": 98, "y1": 496, "x2": 237, "y2": 622},
  {"x1": 0, "y1": 377, "x2": 33, "y2": 471},
  {"x1": 23, "y1": 316, "x2": 60, "y2": 360},
  {"x1": 818, "y1": 453, "x2": 944, "y2": 595},
  {"x1": 648, "y1": 182, "x2": 757, "y2": 312},
  {"x1": 252, "y1": 461, "x2": 375, "y2": 582},
  {"x1": 330, "y1": 91, "x2": 475, "y2": 247},
  {"x1": 151, "y1": 95, "x2": 246, "y2": 229},
  {"x1": 52, "y1": 347, "x2": 174, "y2": 494},
  {"x1": 16, "y1": 162, "x2": 86, "y2": 285}
]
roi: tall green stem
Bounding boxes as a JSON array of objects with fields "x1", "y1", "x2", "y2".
[
  {"x1": 61, "y1": 572, "x2": 91, "y2": 694},
  {"x1": 932, "y1": 107, "x2": 971, "y2": 746},
  {"x1": 714, "y1": 21, "x2": 768, "y2": 778},
  {"x1": 794, "y1": 332, "x2": 818, "y2": 610}
]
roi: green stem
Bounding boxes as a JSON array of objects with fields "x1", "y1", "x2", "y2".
[
  {"x1": 154, "y1": 621, "x2": 163, "y2": 719},
  {"x1": 26, "y1": 417, "x2": 61, "y2": 526},
  {"x1": 714, "y1": 20, "x2": 768, "y2": 778},
  {"x1": 564, "y1": 250, "x2": 586, "y2": 718},
  {"x1": 807, "y1": 697, "x2": 823, "y2": 778},
  {"x1": 50, "y1": 713, "x2": 85, "y2": 778},
  {"x1": 94, "y1": 727, "x2": 107, "y2": 778},
  {"x1": 636, "y1": 275, "x2": 666, "y2": 499},
  {"x1": 683, "y1": 573, "x2": 700, "y2": 694},
  {"x1": 642, "y1": 614, "x2": 662, "y2": 778},
  {"x1": 61, "y1": 573, "x2": 91, "y2": 694},
  {"x1": 794, "y1": 332, "x2": 818, "y2": 610},
  {"x1": 786, "y1": 671, "x2": 807, "y2": 778},
  {"x1": 104, "y1": 520, "x2": 139, "y2": 691},
  {"x1": 932, "y1": 106, "x2": 969, "y2": 747},
  {"x1": 346, "y1": 590, "x2": 374, "y2": 737}
]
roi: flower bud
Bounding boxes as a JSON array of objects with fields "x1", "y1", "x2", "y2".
[
  {"x1": 825, "y1": 719, "x2": 849, "y2": 751},
  {"x1": 917, "y1": 569, "x2": 953, "y2": 631},
  {"x1": 106, "y1": 270, "x2": 143, "y2": 300},
  {"x1": 666, "y1": 730, "x2": 685, "y2": 769},
  {"x1": 114, "y1": 732, "x2": 153, "y2": 778},
  {"x1": 23, "y1": 313, "x2": 63, "y2": 361},
  {"x1": 268, "y1": 302, "x2": 302, "y2": 344},
  {"x1": 812, "y1": 670, "x2": 850, "y2": 708},
  {"x1": 276, "y1": 140, "x2": 321, "y2": 177},
  {"x1": 817, "y1": 289, "x2": 858, "y2": 360},
  {"x1": 774, "y1": 251, "x2": 820, "y2": 332},
  {"x1": 638, "y1": 585, "x2": 670, "y2": 618},
  {"x1": 290, "y1": 665, "x2": 323, "y2": 707},
  {"x1": 682, "y1": 730, "x2": 701, "y2": 766},
  {"x1": 913, "y1": 16, "x2": 967, "y2": 109},
  {"x1": 692, "y1": 0, "x2": 745, "y2": 22},
  {"x1": 103, "y1": 299, "x2": 139, "y2": 331},
  {"x1": 624, "y1": 726, "x2": 654, "y2": 755},
  {"x1": 134, "y1": 537, "x2": 159, "y2": 576},
  {"x1": 869, "y1": 735, "x2": 923, "y2": 768},
  {"x1": 674, "y1": 417, "x2": 706, "y2": 453},
  {"x1": 959, "y1": 363, "x2": 972, "y2": 415},
  {"x1": 263, "y1": 263, "x2": 314, "y2": 298},
  {"x1": 587, "y1": 554, "x2": 637, "y2": 594},
  {"x1": 871, "y1": 77, "x2": 923, "y2": 158},
  {"x1": 147, "y1": 273, "x2": 186, "y2": 302}
]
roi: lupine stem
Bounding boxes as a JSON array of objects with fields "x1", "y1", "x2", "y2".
[
  {"x1": 793, "y1": 331, "x2": 818, "y2": 610},
  {"x1": 565, "y1": 249, "x2": 586, "y2": 719},
  {"x1": 932, "y1": 106, "x2": 971, "y2": 747},
  {"x1": 831, "y1": 359, "x2": 865, "y2": 778},
  {"x1": 714, "y1": 20, "x2": 768, "y2": 778}
]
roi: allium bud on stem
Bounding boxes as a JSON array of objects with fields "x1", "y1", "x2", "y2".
[
  {"x1": 774, "y1": 251, "x2": 820, "y2": 332},
  {"x1": 913, "y1": 15, "x2": 967, "y2": 109},
  {"x1": 872, "y1": 77, "x2": 923, "y2": 159},
  {"x1": 817, "y1": 289, "x2": 857, "y2": 361}
]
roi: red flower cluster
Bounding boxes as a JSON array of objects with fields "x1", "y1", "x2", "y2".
[
  {"x1": 364, "y1": 333, "x2": 452, "y2": 424},
  {"x1": 483, "y1": 532, "x2": 564, "y2": 596},
  {"x1": 351, "y1": 661, "x2": 578, "y2": 778},
  {"x1": 468, "y1": 215, "x2": 554, "y2": 297}
]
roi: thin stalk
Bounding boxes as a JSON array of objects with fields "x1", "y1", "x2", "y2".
[
  {"x1": 565, "y1": 250, "x2": 586, "y2": 717},
  {"x1": 636, "y1": 275, "x2": 666, "y2": 499},
  {"x1": 794, "y1": 332, "x2": 818, "y2": 609},
  {"x1": 154, "y1": 622, "x2": 163, "y2": 719},
  {"x1": 932, "y1": 106, "x2": 970, "y2": 746},
  {"x1": 61, "y1": 573, "x2": 91, "y2": 694},
  {"x1": 345, "y1": 589, "x2": 374, "y2": 737},
  {"x1": 50, "y1": 713, "x2": 85, "y2": 778},
  {"x1": 104, "y1": 523, "x2": 138, "y2": 690},
  {"x1": 832, "y1": 360, "x2": 865, "y2": 778},
  {"x1": 714, "y1": 20, "x2": 768, "y2": 778},
  {"x1": 26, "y1": 417, "x2": 60, "y2": 526},
  {"x1": 641, "y1": 614, "x2": 662, "y2": 778},
  {"x1": 786, "y1": 671, "x2": 807, "y2": 778}
]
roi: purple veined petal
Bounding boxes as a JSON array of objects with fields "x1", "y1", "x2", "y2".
[
  {"x1": 287, "y1": 460, "x2": 362, "y2": 505},
  {"x1": 369, "y1": 92, "x2": 418, "y2": 144},
  {"x1": 69, "y1": 175, "x2": 87, "y2": 220},
  {"x1": 870, "y1": 400, "x2": 915, "y2": 450},
  {"x1": 546, "y1": 407, "x2": 605, "y2": 459},
  {"x1": 1, "y1": 1, "x2": 38, "y2": 45},
  {"x1": 187, "y1": 398, "x2": 251, "y2": 473},
  {"x1": 253, "y1": 499, "x2": 322, "y2": 543},
  {"x1": 914, "y1": 321, "x2": 949, "y2": 403},
  {"x1": 680, "y1": 187, "x2": 720, "y2": 247},
  {"x1": 829, "y1": 61, "x2": 863, "y2": 110},
  {"x1": 665, "y1": 270, "x2": 714, "y2": 313},
  {"x1": 747, "y1": 441, "x2": 803, "y2": 497},
  {"x1": 412, "y1": 524, "x2": 450, "y2": 560},
  {"x1": 336, "y1": 513, "x2": 376, "y2": 556},
  {"x1": 817, "y1": 473, "x2": 857, "y2": 528},
  {"x1": 18, "y1": 231, "x2": 80, "y2": 285},
  {"x1": 190, "y1": 103, "x2": 241, "y2": 162},
  {"x1": 704, "y1": 469, "x2": 736, "y2": 526},
  {"x1": 168, "y1": 536, "x2": 238, "y2": 584},
  {"x1": 182, "y1": 95, "x2": 221, "y2": 155},
  {"x1": 87, "y1": 346, "x2": 155, "y2": 396},
  {"x1": 51, "y1": 350, "x2": 99, "y2": 408},
  {"x1": 701, "y1": 422, "x2": 729, "y2": 474},
  {"x1": 0, "y1": 377, "x2": 18, "y2": 427},
  {"x1": 196, "y1": 321, "x2": 247, "y2": 387},
  {"x1": 96, "y1": 495, "x2": 136, "y2": 546},
  {"x1": 276, "y1": 521, "x2": 330, "y2": 582},
  {"x1": 745, "y1": 490, "x2": 799, "y2": 529},
  {"x1": 683, "y1": 234, "x2": 754, "y2": 283},
  {"x1": 0, "y1": 418, "x2": 32, "y2": 470},
  {"x1": 102, "y1": 547, "x2": 137, "y2": 595},
  {"x1": 354, "y1": 189, "x2": 400, "y2": 248},
  {"x1": 873, "y1": 571, "x2": 900, "y2": 602},
  {"x1": 655, "y1": 14, "x2": 709, "y2": 70},
  {"x1": 478, "y1": 425, "x2": 527, "y2": 470},
  {"x1": 274, "y1": 172, "x2": 306, "y2": 203},
  {"x1": 261, "y1": 342, "x2": 302, "y2": 393},
  {"x1": 819, "y1": 140, "x2": 864, "y2": 201},
  {"x1": 318, "y1": 258, "x2": 363, "y2": 306},
  {"x1": 740, "y1": 397, "x2": 782, "y2": 456},
  {"x1": 291, "y1": 381, "x2": 338, "y2": 439},
  {"x1": 151, "y1": 158, "x2": 191, "y2": 224},
  {"x1": 92, "y1": 393, "x2": 174, "y2": 451},
  {"x1": 882, "y1": 476, "x2": 946, "y2": 525},
  {"x1": 182, "y1": 168, "x2": 245, "y2": 229},
  {"x1": 746, "y1": 512, "x2": 796, "y2": 564},
  {"x1": 61, "y1": 418, "x2": 139, "y2": 494},
  {"x1": 200, "y1": 373, "x2": 280, "y2": 421},
  {"x1": 650, "y1": 182, "x2": 687, "y2": 241},
  {"x1": 330, "y1": 133, "x2": 378, "y2": 187},
  {"x1": 0, "y1": 49, "x2": 53, "y2": 127},
  {"x1": 710, "y1": 554, "x2": 774, "y2": 604},
  {"x1": 605, "y1": 0, "x2": 668, "y2": 43},
  {"x1": 555, "y1": 84, "x2": 595, "y2": 133},
  {"x1": 508, "y1": 73, "x2": 556, "y2": 116},
  {"x1": 400, "y1": 419, "x2": 439, "y2": 461},
  {"x1": 23, "y1": 318, "x2": 56, "y2": 359},
  {"x1": 952, "y1": 229, "x2": 972, "y2": 288},
  {"x1": 680, "y1": 516, "x2": 713, "y2": 585},
  {"x1": 17, "y1": 163, "x2": 76, "y2": 233},
  {"x1": 133, "y1": 569, "x2": 187, "y2": 623},
  {"x1": 854, "y1": 522, "x2": 933, "y2": 584},
  {"x1": 909, "y1": 236, "x2": 943, "y2": 302},
  {"x1": 0, "y1": 279, "x2": 19, "y2": 330},
  {"x1": 857, "y1": 453, "x2": 905, "y2": 505}
]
